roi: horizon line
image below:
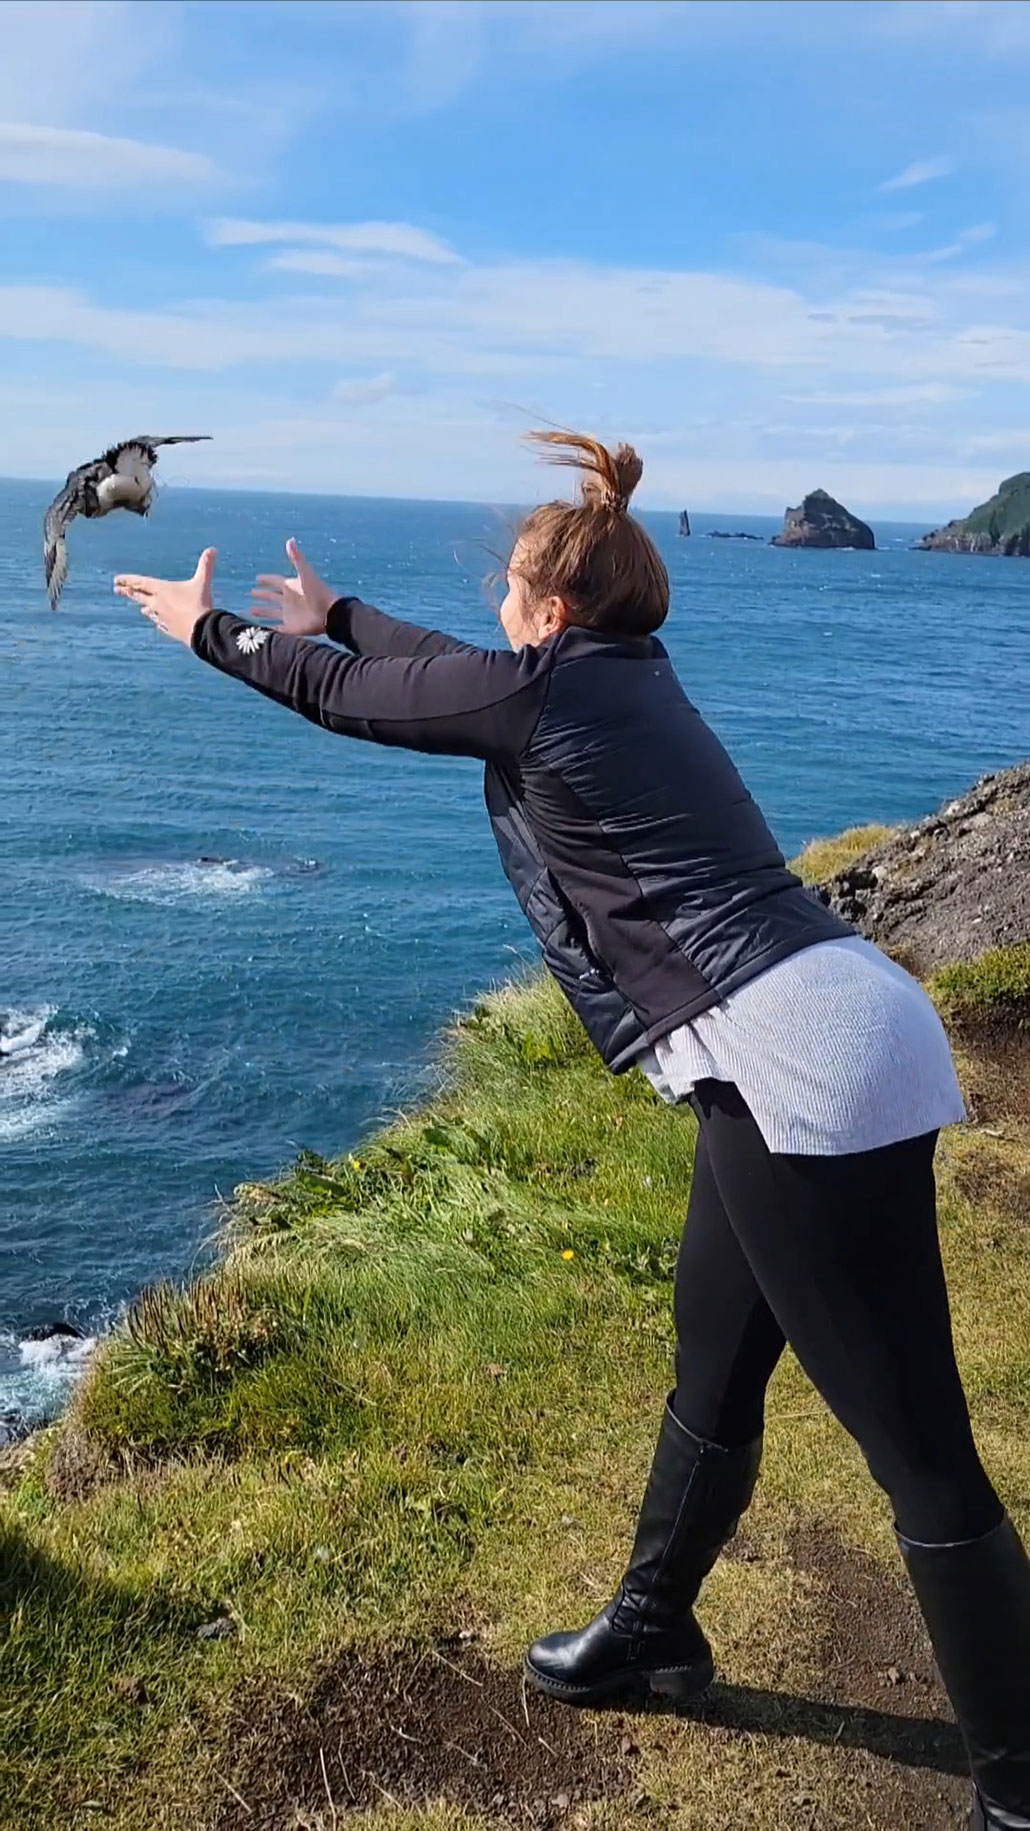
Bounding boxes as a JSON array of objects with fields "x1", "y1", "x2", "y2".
[{"x1": 0, "y1": 474, "x2": 950, "y2": 529}]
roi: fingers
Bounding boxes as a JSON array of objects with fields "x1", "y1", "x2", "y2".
[
  {"x1": 254, "y1": 575, "x2": 288, "y2": 591},
  {"x1": 251, "y1": 579, "x2": 287, "y2": 607},
  {"x1": 115, "y1": 584, "x2": 154, "y2": 608},
  {"x1": 286, "y1": 538, "x2": 315, "y2": 582},
  {"x1": 114, "y1": 575, "x2": 155, "y2": 597},
  {"x1": 194, "y1": 547, "x2": 217, "y2": 591}
]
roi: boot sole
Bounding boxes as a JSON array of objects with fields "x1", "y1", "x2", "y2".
[{"x1": 523, "y1": 1650, "x2": 715, "y2": 1710}]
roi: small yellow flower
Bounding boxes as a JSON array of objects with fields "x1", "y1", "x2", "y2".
[
  {"x1": 349, "y1": 1156, "x2": 364, "y2": 1171},
  {"x1": 561, "y1": 1248, "x2": 576, "y2": 1261}
]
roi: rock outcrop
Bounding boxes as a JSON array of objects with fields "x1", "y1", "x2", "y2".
[
  {"x1": 818, "y1": 762, "x2": 1030, "y2": 976},
  {"x1": 678, "y1": 510, "x2": 691, "y2": 537},
  {"x1": 917, "y1": 473, "x2": 1030, "y2": 556},
  {"x1": 772, "y1": 489, "x2": 875, "y2": 551},
  {"x1": 707, "y1": 530, "x2": 762, "y2": 541}
]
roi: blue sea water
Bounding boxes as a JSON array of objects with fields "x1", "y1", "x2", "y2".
[{"x1": 2, "y1": 478, "x2": 1028, "y2": 1430}]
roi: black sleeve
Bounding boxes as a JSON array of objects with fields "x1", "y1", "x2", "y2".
[
  {"x1": 326, "y1": 596, "x2": 484, "y2": 660},
  {"x1": 191, "y1": 610, "x2": 546, "y2": 760}
]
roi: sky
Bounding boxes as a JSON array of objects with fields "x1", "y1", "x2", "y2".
[{"x1": 2, "y1": 0, "x2": 1030, "y2": 516}]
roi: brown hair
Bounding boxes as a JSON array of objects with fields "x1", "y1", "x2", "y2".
[{"x1": 512, "y1": 430, "x2": 669, "y2": 636}]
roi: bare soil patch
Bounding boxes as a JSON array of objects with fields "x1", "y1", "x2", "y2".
[
  {"x1": 213, "y1": 1525, "x2": 971, "y2": 1829},
  {"x1": 212, "y1": 1638, "x2": 639, "y2": 1830},
  {"x1": 691, "y1": 1520, "x2": 969, "y2": 1827}
]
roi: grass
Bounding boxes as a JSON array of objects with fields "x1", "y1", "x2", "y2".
[
  {"x1": 791, "y1": 823, "x2": 893, "y2": 886},
  {"x1": 2, "y1": 919, "x2": 1029, "y2": 1831},
  {"x1": 929, "y1": 942, "x2": 1030, "y2": 1034}
]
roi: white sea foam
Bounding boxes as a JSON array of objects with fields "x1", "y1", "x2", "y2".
[
  {"x1": 0, "y1": 1327, "x2": 99, "y2": 1440},
  {"x1": 0, "y1": 1007, "x2": 51, "y2": 1057},
  {"x1": 19, "y1": 1332, "x2": 97, "y2": 1374},
  {"x1": 88, "y1": 859, "x2": 275, "y2": 906},
  {"x1": 0, "y1": 1008, "x2": 87, "y2": 1140}
]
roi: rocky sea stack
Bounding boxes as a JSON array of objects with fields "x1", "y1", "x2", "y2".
[
  {"x1": 772, "y1": 489, "x2": 875, "y2": 551},
  {"x1": 678, "y1": 510, "x2": 691, "y2": 537},
  {"x1": 917, "y1": 472, "x2": 1030, "y2": 557}
]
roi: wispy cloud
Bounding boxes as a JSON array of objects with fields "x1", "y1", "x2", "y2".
[
  {"x1": 878, "y1": 156, "x2": 954, "y2": 193},
  {"x1": 787, "y1": 384, "x2": 975, "y2": 407},
  {"x1": 0, "y1": 2, "x2": 175, "y2": 122},
  {"x1": 333, "y1": 371, "x2": 398, "y2": 404},
  {"x1": 205, "y1": 217, "x2": 460, "y2": 265},
  {"x1": 868, "y1": 211, "x2": 925, "y2": 233},
  {"x1": 393, "y1": 0, "x2": 489, "y2": 113},
  {"x1": 964, "y1": 427, "x2": 1030, "y2": 455},
  {"x1": 925, "y1": 222, "x2": 997, "y2": 263},
  {"x1": 0, "y1": 122, "x2": 218, "y2": 189},
  {"x1": 265, "y1": 252, "x2": 378, "y2": 280},
  {"x1": 3, "y1": 240, "x2": 1030, "y2": 386}
]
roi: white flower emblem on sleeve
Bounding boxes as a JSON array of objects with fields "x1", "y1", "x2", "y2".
[{"x1": 235, "y1": 626, "x2": 270, "y2": 655}]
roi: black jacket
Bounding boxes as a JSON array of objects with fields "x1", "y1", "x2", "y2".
[{"x1": 193, "y1": 598, "x2": 853, "y2": 1071}]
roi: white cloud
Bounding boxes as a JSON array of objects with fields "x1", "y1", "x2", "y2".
[
  {"x1": 0, "y1": 2, "x2": 174, "y2": 123},
  {"x1": 333, "y1": 371, "x2": 398, "y2": 403},
  {"x1": 205, "y1": 217, "x2": 460, "y2": 264},
  {"x1": 879, "y1": 1, "x2": 1030, "y2": 58},
  {"x1": 925, "y1": 222, "x2": 997, "y2": 263},
  {"x1": 787, "y1": 384, "x2": 974, "y2": 407},
  {"x1": 4, "y1": 239, "x2": 1030, "y2": 386},
  {"x1": 3, "y1": 219, "x2": 1029, "y2": 516},
  {"x1": 647, "y1": 452, "x2": 1008, "y2": 514},
  {"x1": 0, "y1": 122, "x2": 218, "y2": 189},
  {"x1": 878, "y1": 156, "x2": 954, "y2": 193},
  {"x1": 868, "y1": 210, "x2": 926, "y2": 233},
  {"x1": 265, "y1": 252, "x2": 378, "y2": 279},
  {"x1": 393, "y1": 0, "x2": 490, "y2": 112},
  {"x1": 964, "y1": 428, "x2": 1030, "y2": 455}
]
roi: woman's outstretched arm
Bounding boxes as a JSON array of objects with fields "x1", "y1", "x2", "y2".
[
  {"x1": 253, "y1": 540, "x2": 484, "y2": 660},
  {"x1": 325, "y1": 596, "x2": 484, "y2": 660},
  {"x1": 194, "y1": 609, "x2": 546, "y2": 759},
  {"x1": 113, "y1": 550, "x2": 546, "y2": 763}
]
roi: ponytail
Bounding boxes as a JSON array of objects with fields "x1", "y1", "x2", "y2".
[{"x1": 513, "y1": 429, "x2": 669, "y2": 637}]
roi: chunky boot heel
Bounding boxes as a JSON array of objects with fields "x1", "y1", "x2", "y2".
[
  {"x1": 524, "y1": 1400, "x2": 760, "y2": 1708},
  {"x1": 647, "y1": 1653, "x2": 716, "y2": 1708},
  {"x1": 524, "y1": 1605, "x2": 714, "y2": 1707},
  {"x1": 899, "y1": 1515, "x2": 1030, "y2": 1830}
]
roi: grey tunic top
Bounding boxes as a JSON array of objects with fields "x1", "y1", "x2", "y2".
[{"x1": 638, "y1": 937, "x2": 966, "y2": 1156}]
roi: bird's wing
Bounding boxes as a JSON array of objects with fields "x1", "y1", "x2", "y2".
[
  {"x1": 43, "y1": 483, "x2": 81, "y2": 608},
  {"x1": 124, "y1": 435, "x2": 212, "y2": 452}
]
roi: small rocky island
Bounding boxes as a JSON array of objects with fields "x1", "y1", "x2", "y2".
[
  {"x1": 707, "y1": 530, "x2": 762, "y2": 541},
  {"x1": 772, "y1": 488, "x2": 875, "y2": 551},
  {"x1": 917, "y1": 472, "x2": 1030, "y2": 557}
]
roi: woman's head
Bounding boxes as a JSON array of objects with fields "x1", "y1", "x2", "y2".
[{"x1": 499, "y1": 430, "x2": 669, "y2": 651}]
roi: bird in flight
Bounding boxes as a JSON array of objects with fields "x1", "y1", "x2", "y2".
[{"x1": 43, "y1": 435, "x2": 211, "y2": 607}]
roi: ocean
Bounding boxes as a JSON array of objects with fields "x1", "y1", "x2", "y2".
[{"x1": 2, "y1": 478, "x2": 1028, "y2": 1434}]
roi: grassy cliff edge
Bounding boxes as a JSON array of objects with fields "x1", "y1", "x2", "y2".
[{"x1": 2, "y1": 828, "x2": 1029, "y2": 1831}]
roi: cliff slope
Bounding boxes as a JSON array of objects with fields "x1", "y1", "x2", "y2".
[{"x1": 918, "y1": 473, "x2": 1030, "y2": 556}]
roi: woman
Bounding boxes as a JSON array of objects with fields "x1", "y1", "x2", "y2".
[{"x1": 115, "y1": 433, "x2": 1030, "y2": 1830}]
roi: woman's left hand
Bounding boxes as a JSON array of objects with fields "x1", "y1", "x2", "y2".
[{"x1": 114, "y1": 548, "x2": 218, "y2": 647}]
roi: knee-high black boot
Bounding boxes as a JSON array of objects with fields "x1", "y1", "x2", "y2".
[
  {"x1": 524, "y1": 1398, "x2": 762, "y2": 1707},
  {"x1": 899, "y1": 1515, "x2": 1030, "y2": 1829}
]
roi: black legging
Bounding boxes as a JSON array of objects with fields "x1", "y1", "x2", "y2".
[{"x1": 673, "y1": 1079, "x2": 1002, "y2": 1545}]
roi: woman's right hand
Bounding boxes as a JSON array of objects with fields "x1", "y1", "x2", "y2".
[{"x1": 251, "y1": 539, "x2": 335, "y2": 636}]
